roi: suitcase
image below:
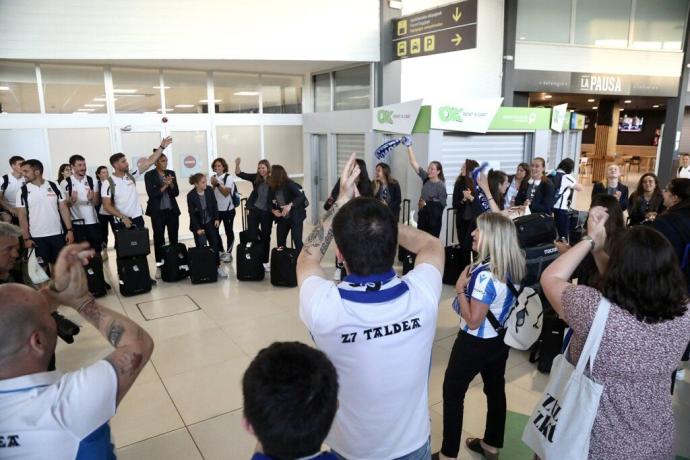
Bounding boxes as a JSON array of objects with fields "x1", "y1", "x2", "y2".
[
  {"x1": 514, "y1": 213, "x2": 557, "y2": 248},
  {"x1": 529, "y1": 310, "x2": 567, "y2": 373},
  {"x1": 188, "y1": 246, "x2": 218, "y2": 284},
  {"x1": 568, "y1": 209, "x2": 587, "y2": 245},
  {"x1": 522, "y1": 243, "x2": 560, "y2": 287},
  {"x1": 115, "y1": 227, "x2": 150, "y2": 257},
  {"x1": 85, "y1": 253, "x2": 107, "y2": 298},
  {"x1": 443, "y1": 208, "x2": 471, "y2": 285},
  {"x1": 117, "y1": 256, "x2": 152, "y2": 297},
  {"x1": 237, "y1": 241, "x2": 265, "y2": 281},
  {"x1": 270, "y1": 246, "x2": 298, "y2": 287},
  {"x1": 161, "y1": 243, "x2": 190, "y2": 282}
]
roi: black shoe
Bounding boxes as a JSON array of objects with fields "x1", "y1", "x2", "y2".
[
  {"x1": 150, "y1": 278, "x2": 157, "y2": 286},
  {"x1": 431, "y1": 453, "x2": 440, "y2": 460},
  {"x1": 104, "y1": 282, "x2": 112, "y2": 290}
]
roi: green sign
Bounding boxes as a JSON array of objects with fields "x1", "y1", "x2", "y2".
[
  {"x1": 488, "y1": 107, "x2": 552, "y2": 131},
  {"x1": 412, "y1": 106, "x2": 432, "y2": 133}
]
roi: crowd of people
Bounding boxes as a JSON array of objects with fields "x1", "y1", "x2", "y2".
[{"x1": 1, "y1": 141, "x2": 690, "y2": 460}]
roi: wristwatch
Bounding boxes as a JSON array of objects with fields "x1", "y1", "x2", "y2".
[{"x1": 581, "y1": 235, "x2": 595, "y2": 251}]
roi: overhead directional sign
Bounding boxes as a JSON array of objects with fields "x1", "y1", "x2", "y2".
[{"x1": 393, "y1": 0, "x2": 477, "y2": 60}]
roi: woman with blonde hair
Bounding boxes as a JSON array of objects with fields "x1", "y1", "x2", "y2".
[{"x1": 436, "y1": 212, "x2": 526, "y2": 460}]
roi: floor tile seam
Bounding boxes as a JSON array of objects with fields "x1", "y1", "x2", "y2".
[
  {"x1": 115, "y1": 427, "x2": 184, "y2": 450},
  {"x1": 187, "y1": 406, "x2": 245, "y2": 429},
  {"x1": 184, "y1": 425, "x2": 207, "y2": 460}
]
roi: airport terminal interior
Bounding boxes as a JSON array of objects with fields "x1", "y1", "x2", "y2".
[{"x1": 1, "y1": 0, "x2": 690, "y2": 459}]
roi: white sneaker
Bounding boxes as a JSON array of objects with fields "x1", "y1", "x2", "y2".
[
  {"x1": 217, "y1": 267, "x2": 229, "y2": 278},
  {"x1": 155, "y1": 267, "x2": 162, "y2": 280},
  {"x1": 226, "y1": 251, "x2": 233, "y2": 263},
  {"x1": 263, "y1": 263, "x2": 271, "y2": 272},
  {"x1": 333, "y1": 268, "x2": 341, "y2": 281}
]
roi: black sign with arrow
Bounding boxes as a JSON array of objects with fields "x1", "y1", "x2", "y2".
[{"x1": 392, "y1": 0, "x2": 478, "y2": 60}]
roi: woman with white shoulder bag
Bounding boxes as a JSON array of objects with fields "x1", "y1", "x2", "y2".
[{"x1": 529, "y1": 206, "x2": 690, "y2": 459}]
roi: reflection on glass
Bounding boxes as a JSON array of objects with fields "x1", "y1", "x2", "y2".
[
  {"x1": 313, "y1": 73, "x2": 331, "y2": 112},
  {"x1": 112, "y1": 68, "x2": 161, "y2": 113},
  {"x1": 334, "y1": 65, "x2": 370, "y2": 111},
  {"x1": 575, "y1": 0, "x2": 631, "y2": 47},
  {"x1": 216, "y1": 126, "x2": 261, "y2": 167},
  {"x1": 47, "y1": 128, "x2": 112, "y2": 177},
  {"x1": 632, "y1": 0, "x2": 688, "y2": 50},
  {"x1": 0, "y1": 62, "x2": 40, "y2": 113},
  {"x1": 41, "y1": 64, "x2": 106, "y2": 114},
  {"x1": 263, "y1": 126, "x2": 303, "y2": 173},
  {"x1": 163, "y1": 70, "x2": 207, "y2": 114},
  {"x1": 261, "y1": 75, "x2": 303, "y2": 114},
  {"x1": 516, "y1": 0, "x2": 571, "y2": 43},
  {"x1": 214, "y1": 72, "x2": 260, "y2": 113}
]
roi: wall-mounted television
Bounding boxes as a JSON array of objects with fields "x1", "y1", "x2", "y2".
[{"x1": 619, "y1": 114, "x2": 644, "y2": 132}]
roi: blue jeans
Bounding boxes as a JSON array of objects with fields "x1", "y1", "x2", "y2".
[{"x1": 332, "y1": 437, "x2": 431, "y2": 460}]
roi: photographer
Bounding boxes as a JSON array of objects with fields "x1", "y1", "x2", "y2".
[{"x1": 0, "y1": 242, "x2": 154, "y2": 459}]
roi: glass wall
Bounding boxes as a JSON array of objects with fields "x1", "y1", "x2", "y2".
[
  {"x1": 263, "y1": 126, "x2": 303, "y2": 174},
  {"x1": 633, "y1": 0, "x2": 688, "y2": 50},
  {"x1": 516, "y1": 0, "x2": 571, "y2": 43},
  {"x1": 334, "y1": 65, "x2": 370, "y2": 110},
  {"x1": 313, "y1": 73, "x2": 331, "y2": 112},
  {"x1": 0, "y1": 62, "x2": 40, "y2": 113},
  {"x1": 517, "y1": 0, "x2": 690, "y2": 49},
  {"x1": 162, "y1": 70, "x2": 207, "y2": 114},
  {"x1": 47, "y1": 128, "x2": 112, "y2": 177},
  {"x1": 213, "y1": 72, "x2": 260, "y2": 113},
  {"x1": 261, "y1": 75, "x2": 302, "y2": 114},
  {"x1": 111, "y1": 68, "x2": 162, "y2": 113},
  {"x1": 41, "y1": 64, "x2": 106, "y2": 114}
]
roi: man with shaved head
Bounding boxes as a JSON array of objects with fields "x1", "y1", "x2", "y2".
[
  {"x1": 0, "y1": 242, "x2": 154, "y2": 459},
  {"x1": 0, "y1": 222, "x2": 22, "y2": 284}
]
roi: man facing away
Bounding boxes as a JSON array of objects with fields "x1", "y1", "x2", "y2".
[
  {"x1": 297, "y1": 153, "x2": 445, "y2": 460},
  {"x1": 0, "y1": 242, "x2": 154, "y2": 459}
]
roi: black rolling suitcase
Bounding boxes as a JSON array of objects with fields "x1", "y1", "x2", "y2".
[
  {"x1": 529, "y1": 309, "x2": 567, "y2": 373},
  {"x1": 443, "y1": 208, "x2": 471, "y2": 285},
  {"x1": 237, "y1": 241, "x2": 265, "y2": 281},
  {"x1": 188, "y1": 246, "x2": 218, "y2": 284},
  {"x1": 270, "y1": 246, "x2": 298, "y2": 287},
  {"x1": 514, "y1": 213, "x2": 557, "y2": 248},
  {"x1": 568, "y1": 209, "x2": 588, "y2": 244},
  {"x1": 117, "y1": 256, "x2": 152, "y2": 297},
  {"x1": 399, "y1": 199, "x2": 416, "y2": 275},
  {"x1": 161, "y1": 243, "x2": 189, "y2": 282},
  {"x1": 115, "y1": 227, "x2": 150, "y2": 257},
  {"x1": 522, "y1": 243, "x2": 560, "y2": 287}
]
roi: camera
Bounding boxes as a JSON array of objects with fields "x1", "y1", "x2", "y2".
[{"x1": 52, "y1": 311, "x2": 80, "y2": 344}]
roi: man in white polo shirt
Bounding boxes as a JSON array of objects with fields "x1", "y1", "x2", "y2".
[
  {"x1": 0, "y1": 155, "x2": 25, "y2": 225},
  {"x1": 677, "y1": 153, "x2": 690, "y2": 179},
  {"x1": 297, "y1": 154, "x2": 444, "y2": 460},
  {"x1": 15, "y1": 159, "x2": 74, "y2": 273},
  {"x1": 61, "y1": 154, "x2": 102, "y2": 254},
  {"x1": 0, "y1": 242, "x2": 154, "y2": 460},
  {"x1": 101, "y1": 136, "x2": 173, "y2": 230}
]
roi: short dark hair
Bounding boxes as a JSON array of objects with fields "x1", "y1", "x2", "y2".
[
  {"x1": 557, "y1": 158, "x2": 575, "y2": 174},
  {"x1": 68, "y1": 154, "x2": 85, "y2": 166},
  {"x1": 667, "y1": 178, "x2": 690, "y2": 212},
  {"x1": 109, "y1": 153, "x2": 126, "y2": 167},
  {"x1": 333, "y1": 197, "x2": 397, "y2": 275},
  {"x1": 95, "y1": 166, "x2": 108, "y2": 176},
  {"x1": 21, "y1": 159, "x2": 43, "y2": 175},
  {"x1": 242, "y1": 342, "x2": 338, "y2": 459},
  {"x1": 188, "y1": 173, "x2": 205, "y2": 185},
  {"x1": 602, "y1": 226, "x2": 688, "y2": 323},
  {"x1": 9, "y1": 156, "x2": 24, "y2": 166},
  {"x1": 212, "y1": 158, "x2": 228, "y2": 173}
]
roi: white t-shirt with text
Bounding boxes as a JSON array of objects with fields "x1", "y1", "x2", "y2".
[
  {"x1": 15, "y1": 181, "x2": 65, "y2": 238},
  {"x1": 299, "y1": 264, "x2": 442, "y2": 460},
  {"x1": 61, "y1": 175, "x2": 99, "y2": 225},
  {"x1": 100, "y1": 169, "x2": 142, "y2": 219}
]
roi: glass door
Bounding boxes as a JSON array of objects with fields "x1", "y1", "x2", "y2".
[{"x1": 311, "y1": 134, "x2": 329, "y2": 224}]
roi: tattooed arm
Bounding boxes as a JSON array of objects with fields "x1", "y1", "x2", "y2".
[
  {"x1": 297, "y1": 153, "x2": 361, "y2": 286},
  {"x1": 42, "y1": 243, "x2": 154, "y2": 406}
]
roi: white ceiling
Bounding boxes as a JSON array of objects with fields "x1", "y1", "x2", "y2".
[{"x1": 17, "y1": 59, "x2": 361, "y2": 76}]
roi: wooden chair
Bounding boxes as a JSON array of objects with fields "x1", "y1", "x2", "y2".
[{"x1": 630, "y1": 156, "x2": 642, "y2": 173}]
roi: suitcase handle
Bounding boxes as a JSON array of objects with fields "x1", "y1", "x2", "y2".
[
  {"x1": 241, "y1": 198, "x2": 248, "y2": 231},
  {"x1": 445, "y1": 208, "x2": 456, "y2": 246},
  {"x1": 402, "y1": 198, "x2": 411, "y2": 225}
]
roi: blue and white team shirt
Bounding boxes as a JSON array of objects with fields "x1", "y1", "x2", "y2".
[
  {"x1": 458, "y1": 263, "x2": 516, "y2": 339},
  {"x1": 0, "y1": 360, "x2": 118, "y2": 459}
]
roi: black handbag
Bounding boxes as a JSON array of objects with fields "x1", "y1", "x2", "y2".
[
  {"x1": 514, "y1": 213, "x2": 557, "y2": 248},
  {"x1": 115, "y1": 227, "x2": 150, "y2": 258}
]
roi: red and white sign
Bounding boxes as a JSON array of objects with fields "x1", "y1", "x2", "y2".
[{"x1": 184, "y1": 155, "x2": 197, "y2": 169}]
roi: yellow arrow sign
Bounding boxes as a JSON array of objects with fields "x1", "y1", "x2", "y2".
[
  {"x1": 452, "y1": 7, "x2": 462, "y2": 21},
  {"x1": 452, "y1": 33, "x2": 462, "y2": 46}
]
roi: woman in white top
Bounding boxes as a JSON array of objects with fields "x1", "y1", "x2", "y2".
[
  {"x1": 503, "y1": 162, "x2": 529, "y2": 210},
  {"x1": 210, "y1": 158, "x2": 238, "y2": 263},
  {"x1": 552, "y1": 158, "x2": 583, "y2": 240},
  {"x1": 437, "y1": 212, "x2": 526, "y2": 460},
  {"x1": 95, "y1": 166, "x2": 115, "y2": 256}
]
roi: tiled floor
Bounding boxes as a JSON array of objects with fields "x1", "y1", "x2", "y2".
[{"x1": 53, "y1": 190, "x2": 689, "y2": 459}]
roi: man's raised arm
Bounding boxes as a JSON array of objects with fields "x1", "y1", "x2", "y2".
[{"x1": 137, "y1": 136, "x2": 173, "y2": 174}]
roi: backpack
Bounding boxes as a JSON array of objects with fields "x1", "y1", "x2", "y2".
[
  {"x1": 64, "y1": 175, "x2": 95, "y2": 195},
  {"x1": 20, "y1": 181, "x2": 63, "y2": 232},
  {"x1": 222, "y1": 174, "x2": 241, "y2": 208},
  {"x1": 105, "y1": 171, "x2": 136, "y2": 204},
  {"x1": 552, "y1": 171, "x2": 574, "y2": 208},
  {"x1": 1, "y1": 174, "x2": 8, "y2": 192}
]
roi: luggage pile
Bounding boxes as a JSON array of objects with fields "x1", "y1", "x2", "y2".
[{"x1": 115, "y1": 227, "x2": 152, "y2": 297}]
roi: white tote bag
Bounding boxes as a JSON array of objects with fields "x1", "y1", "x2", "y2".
[
  {"x1": 522, "y1": 298, "x2": 611, "y2": 460},
  {"x1": 26, "y1": 248, "x2": 50, "y2": 285}
]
